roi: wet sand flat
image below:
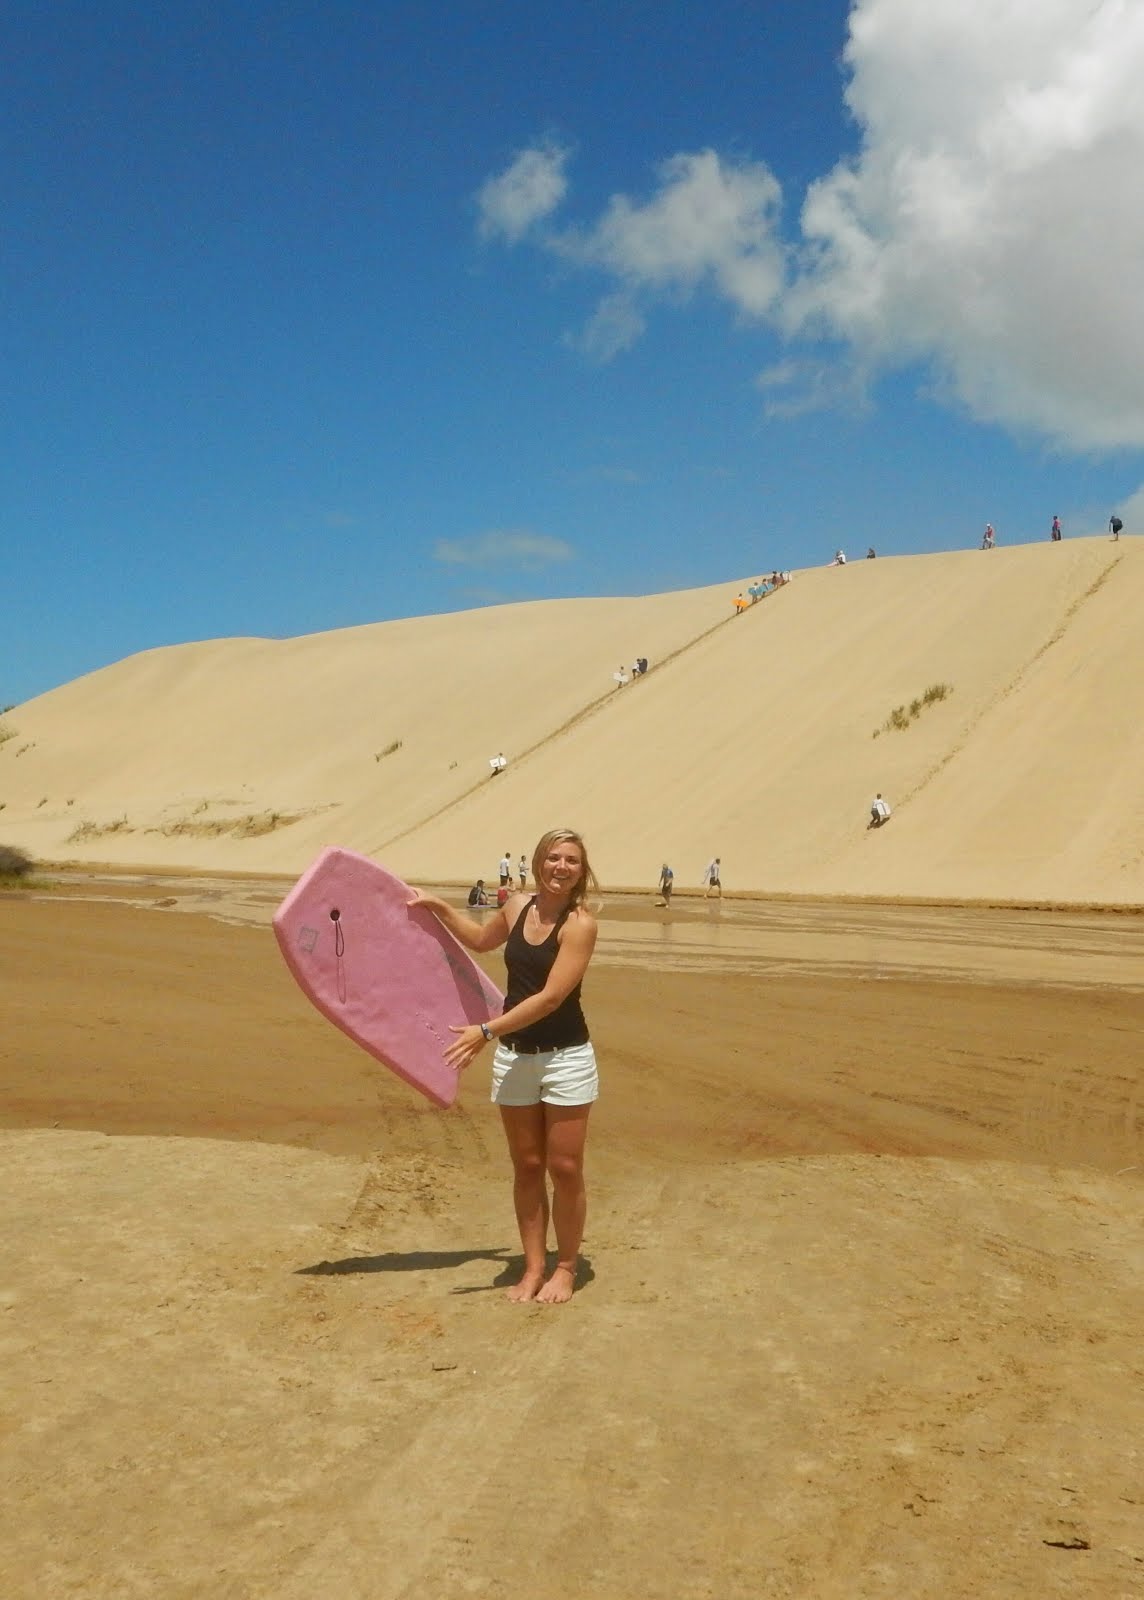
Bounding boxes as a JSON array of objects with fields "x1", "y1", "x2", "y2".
[{"x1": 2, "y1": 888, "x2": 1142, "y2": 1598}]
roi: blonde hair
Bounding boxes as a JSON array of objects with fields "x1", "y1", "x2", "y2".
[{"x1": 531, "y1": 828, "x2": 599, "y2": 912}]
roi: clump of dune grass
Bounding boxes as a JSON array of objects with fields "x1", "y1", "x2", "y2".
[
  {"x1": 873, "y1": 683, "x2": 953, "y2": 738},
  {"x1": 375, "y1": 740, "x2": 402, "y2": 761},
  {"x1": 0, "y1": 722, "x2": 16, "y2": 750},
  {"x1": 232, "y1": 809, "x2": 300, "y2": 838},
  {"x1": 67, "y1": 817, "x2": 134, "y2": 842},
  {"x1": 147, "y1": 809, "x2": 301, "y2": 840},
  {"x1": 0, "y1": 843, "x2": 34, "y2": 879}
]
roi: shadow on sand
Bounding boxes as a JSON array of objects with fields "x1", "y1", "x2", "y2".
[
  {"x1": 296, "y1": 1248, "x2": 595, "y2": 1296},
  {"x1": 296, "y1": 1247, "x2": 512, "y2": 1277}
]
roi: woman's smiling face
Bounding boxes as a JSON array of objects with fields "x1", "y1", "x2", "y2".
[{"x1": 538, "y1": 838, "x2": 583, "y2": 896}]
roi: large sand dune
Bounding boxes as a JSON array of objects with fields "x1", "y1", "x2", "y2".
[{"x1": 3, "y1": 539, "x2": 1142, "y2": 902}]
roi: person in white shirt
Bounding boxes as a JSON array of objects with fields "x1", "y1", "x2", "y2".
[
  {"x1": 869, "y1": 794, "x2": 892, "y2": 828},
  {"x1": 499, "y1": 852, "x2": 512, "y2": 888},
  {"x1": 703, "y1": 857, "x2": 722, "y2": 898},
  {"x1": 517, "y1": 854, "x2": 528, "y2": 890}
]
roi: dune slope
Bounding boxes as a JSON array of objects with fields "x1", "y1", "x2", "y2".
[{"x1": 2, "y1": 540, "x2": 1142, "y2": 901}]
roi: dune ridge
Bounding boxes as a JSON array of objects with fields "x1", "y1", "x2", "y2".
[{"x1": 3, "y1": 539, "x2": 1142, "y2": 903}]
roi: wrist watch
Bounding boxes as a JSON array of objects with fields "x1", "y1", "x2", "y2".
[{"x1": 480, "y1": 1023, "x2": 495, "y2": 1042}]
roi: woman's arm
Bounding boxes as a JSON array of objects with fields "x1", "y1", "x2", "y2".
[
  {"x1": 407, "y1": 889, "x2": 512, "y2": 953},
  {"x1": 443, "y1": 912, "x2": 598, "y2": 1070}
]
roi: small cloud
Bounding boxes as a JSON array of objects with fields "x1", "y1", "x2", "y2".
[
  {"x1": 755, "y1": 360, "x2": 800, "y2": 392},
  {"x1": 477, "y1": 140, "x2": 571, "y2": 243},
  {"x1": 755, "y1": 357, "x2": 870, "y2": 419},
  {"x1": 1115, "y1": 482, "x2": 1144, "y2": 530},
  {"x1": 433, "y1": 529, "x2": 574, "y2": 569},
  {"x1": 555, "y1": 149, "x2": 786, "y2": 315},
  {"x1": 566, "y1": 292, "x2": 647, "y2": 363}
]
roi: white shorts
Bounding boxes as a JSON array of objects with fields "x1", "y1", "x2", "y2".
[{"x1": 490, "y1": 1041, "x2": 599, "y2": 1108}]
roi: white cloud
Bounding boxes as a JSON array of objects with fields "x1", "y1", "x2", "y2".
[
  {"x1": 756, "y1": 358, "x2": 871, "y2": 421},
  {"x1": 478, "y1": 145, "x2": 785, "y2": 361},
  {"x1": 1115, "y1": 484, "x2": 1144, "y2": 529},
  {"x1": 433, "y1": 530, "x2": 574, "y2": 569},
  {"x1": 565, "y1": 292, "x2": 646, "y2": 363},
  {"x1": 477, "y1": 141, "x2": 570, "y2": 242},
  {"x1": 555, "y1": 151, "x2": 786, "y2": 354},
  {"x1": 475, "y1": 3, "x2": 1144, "y2": 450},
  {"x1": 786, "y1": 0, "x2": 1144, "y2": 448},
  {"x1": 560, "y1": 151, "x2": 785, "y2": 311}
]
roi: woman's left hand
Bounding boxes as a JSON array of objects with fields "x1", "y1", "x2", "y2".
[{"x1": 444, "y1": 1023, "x2": 489, "y2": 1071}]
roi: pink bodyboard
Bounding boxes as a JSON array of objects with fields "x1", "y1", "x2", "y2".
[{"x1": 273, "y1": 847, "x2": 504, "y2": 1108}]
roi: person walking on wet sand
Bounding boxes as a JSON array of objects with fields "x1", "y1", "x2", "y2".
[
  {"x1": 703, "y1": 857, "x2": 722, "y2": 898},
  {"x1": 658, "y1": 862, "x2": 674, "y2": 906},
  {"x1": 409, "y1": 829, "x2": 600, "y2": 1305}
]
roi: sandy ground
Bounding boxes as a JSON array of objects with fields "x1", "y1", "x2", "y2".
[{"x1": 2, "y1": 880, "x2": 1142, "y2": 1598}]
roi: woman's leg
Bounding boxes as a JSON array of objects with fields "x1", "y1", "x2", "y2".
[
  {"x1": 536, "y1": 1103, "x2": 592, "y2": 1304},
  {"x1": 498, "y1": 1104, "x2": 549, "y2": 1301}
]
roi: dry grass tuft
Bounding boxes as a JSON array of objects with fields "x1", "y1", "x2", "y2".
[{"x1": 873, "y1": 683, "x2": 953, "y2": 738}]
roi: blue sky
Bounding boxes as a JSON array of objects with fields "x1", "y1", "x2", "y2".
[{"x1": 6, "y1": 0, "x2": 1144, "y2": 705}]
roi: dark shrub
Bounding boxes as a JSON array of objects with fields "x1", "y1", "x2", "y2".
[{"x1": 0, "y1": 844, "x2": 34, "y2": 878}]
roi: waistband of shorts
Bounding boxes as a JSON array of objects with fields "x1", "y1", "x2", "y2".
[{"x1": 500, "y1": 1036, "x2": 588, "y2": 1056}]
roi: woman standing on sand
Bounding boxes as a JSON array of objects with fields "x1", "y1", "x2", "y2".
[{"x1": 408, "y1": 828, "x2": 599, "y2": 1304}]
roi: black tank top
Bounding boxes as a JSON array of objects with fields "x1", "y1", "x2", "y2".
[{"x1": 503, "y1": 897, "x2": 590, "y2": 1049}]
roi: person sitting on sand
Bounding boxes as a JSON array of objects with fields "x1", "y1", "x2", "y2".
[
  {"x1": 468, "y1": 879, "x2": 489, "y2": 907},
  {"x1": 832, "y1": 549, "x2": 847, "y2": 566},
  {"x1": 409, "y1": 829, "x2": 601, "y2": 1306}
]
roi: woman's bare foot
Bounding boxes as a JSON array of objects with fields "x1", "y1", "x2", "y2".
[
  {"x1": 506, "y1": 1267, "x2": 546, "y2": 1303},
  {"x1": 535, "y1": 1263, "x2": 576, "y2": 1305}
]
